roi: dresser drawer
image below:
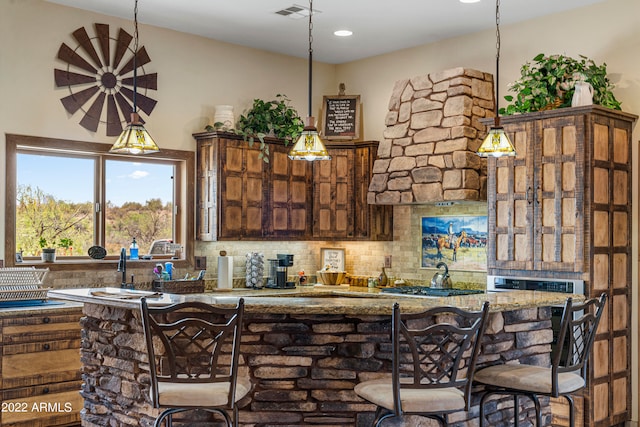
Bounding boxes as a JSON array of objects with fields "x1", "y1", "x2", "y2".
[
  {"x1": 2, "y1": 347, "x2": 81, "y2": 389},
  {"x1": 1, "y1": 380, "x2": 83, "y2": 426},
  {"x1": 3, "y1": 314, "x2": 81, "y2": 345}
]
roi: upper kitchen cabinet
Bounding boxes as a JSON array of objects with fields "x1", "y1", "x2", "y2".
[
  {"x1": 268, "y1": 143, "x2": 313, "y2": 238},
  {"x1": 193, "y1": 132, "x2": 392, "y2": 241},
  {"x1": 313, "y1": 147, "x2": 354, "y2": 238},
  {"x1": 196, "y1": 134, "x2": 267, "y2": 240},
  {"x1": 314, "y1": 141, "x2": 393, "y2": 240},
  {"x1": 486, "y1": 106, "x2": 636, "y2": 278}
]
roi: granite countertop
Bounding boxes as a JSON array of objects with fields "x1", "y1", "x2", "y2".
[{"x1": 48, "y1": 286, "x2": 583, "y2": 315}]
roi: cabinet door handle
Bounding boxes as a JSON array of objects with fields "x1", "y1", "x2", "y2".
[
  {"x1": 536, "y1": 186, "x2": 542, "y2": 204},
  {"x1": 42, "y1": 317, "x2": 51, "y2": 324},
  {"x1": 527, "y1": 187, "x2": 532, "y2": 204},
  {"x1": 42, "y1": 387, "x2": 50, "y2": 394},
  {"x1": 43, "y1": 343, "x2": 51, "y2": 350}
]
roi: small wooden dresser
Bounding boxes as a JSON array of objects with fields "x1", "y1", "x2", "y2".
[{"x1": 0, "y1": 303, "x2": 83, "y2": 427}]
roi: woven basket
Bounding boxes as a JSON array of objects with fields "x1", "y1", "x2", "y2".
[
  {"x1": 152, "y1": 279, "x2": 205, "y2": 294},
  {"x1": 540, "y1": 97, "x2": 563, "y2": 111}
]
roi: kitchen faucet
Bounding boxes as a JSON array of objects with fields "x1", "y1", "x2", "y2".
[{"x1": 117, "y1": 247, "x2": 128, "y2": 288}]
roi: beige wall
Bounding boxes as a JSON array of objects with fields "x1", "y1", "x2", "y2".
[
  {"x1": 337, "y1": 0, "x2": 639, "y2": 421},
  {"x1": 0, "y1": 0, "x2": 336, "y2": 248},
  {"x1": 1, "y1": 0, "x2": 638, "y2": 422}
]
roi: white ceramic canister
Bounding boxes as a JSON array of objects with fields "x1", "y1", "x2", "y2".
[{"x1": 214, "y1": 105, "x2": 235, "y2": 129}]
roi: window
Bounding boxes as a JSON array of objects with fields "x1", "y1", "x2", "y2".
[{"x1": 6, "y1": 134, "x2": 194, "y2": 266}]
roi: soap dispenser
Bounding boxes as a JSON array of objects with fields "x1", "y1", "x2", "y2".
[{"x1": 129, "y1": 237, "x2": 139, "y2": 260}]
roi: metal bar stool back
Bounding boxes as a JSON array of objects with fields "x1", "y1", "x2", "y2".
[
  {"x1": 140, "y1": 297, "x2": 249, "y2": 427},
  {"x1": 475, "y1": 293, "x2": 607, "y2": 427},
  {"x1": 354, "y1": 301, "x2": 490, "y2": 426}
]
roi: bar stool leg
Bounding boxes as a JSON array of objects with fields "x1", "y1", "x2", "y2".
[
  {"x1": 531, "y1": 394, "x2": 542, "y2": 427},
  {"x1": 566, "y1": 395, "x2": 575, "y2": 427},
  {"x1": 514, "y1": 395, "x2": 519, "y2": 427},
  {"x1": 479, "y1": 391, "x2": 491, "y2": 427}
]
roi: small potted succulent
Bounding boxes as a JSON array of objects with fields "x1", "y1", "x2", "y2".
[
  {"x1": 39, "y1": 237, "x2": 57, "y2": 263},
  {"x1": 206, "y1": 94, "x2": 304, "y2": 162},
  {"x1": 501, "y1": 53, "x2": 621, "y2": 115}
]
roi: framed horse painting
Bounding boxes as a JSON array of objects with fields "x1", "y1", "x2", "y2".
[{"x1": 421, "y1": 215, "x2": 487, "y2": 271}]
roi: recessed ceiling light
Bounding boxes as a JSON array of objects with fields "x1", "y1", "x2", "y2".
[
  {"x1": 459, "y1": 0, "x2": 481, "y2": 3},
  {"x1": 334, "y1": 30, "x2": 353, "y2": 37}
]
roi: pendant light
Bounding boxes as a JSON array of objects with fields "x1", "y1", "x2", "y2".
[
  {"x1": 110, "y1": 0, "x2": 159, "y2": 154},
  {"x1": 476, "y1": 0, "x2": 516, "y2": 158},
  {"x1": 288, "y1": 0, "x2": 331, "y2": 161}
]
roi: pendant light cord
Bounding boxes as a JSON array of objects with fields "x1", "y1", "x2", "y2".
[
  {"x1": 132, "y1": 0, "x2": 139, "y2": 114},
  {"x1": 494, "y1": 0, "x2": 501, "y2": 121},
  {"x1": 307, "y1": 0, "x2": 314, "y2": 117}
]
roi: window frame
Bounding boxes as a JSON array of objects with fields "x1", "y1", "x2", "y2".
[{"x1": 5, "y1": 134, "x2": 195, "y2": 270}]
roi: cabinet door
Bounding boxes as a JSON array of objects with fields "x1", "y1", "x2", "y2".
[
  {"x1": 487, "y1": 121, "x2": 535, "y2": 271},
  {"x1": 267, "y1": 144, "x2": 312, "y2": 238},
  {"x1": 354, "y1": 146, "x2": 393, "y2": 240},
  {"x1": 218, "y1": 138, "x2": 266, "y2": 239},
  {"x1": 196, "y1": 139, "x2": 217, "y2": 241},
  {"x1": 534, "y1": 115, "x2": 585, "y2": 272},
  {"x1": 313, "y1": 148, "x2": 355, "y2": 238}
]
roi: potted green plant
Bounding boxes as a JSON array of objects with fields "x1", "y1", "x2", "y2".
[
  {"x1": 501, "y1": 53, "x2": 622, "y2": 115},
  {"x1": 59, "y1": 237, "x2": 74, "y2": 256},
  {"x1": 39, "y1": 237, "x2": 57, "y2": 263},
  {"x1": 38, "y1": 237, "x2": 74, "y2": 261},
  {"x1": 205, "y1": 94, "x2": 304, "y2": 162}
]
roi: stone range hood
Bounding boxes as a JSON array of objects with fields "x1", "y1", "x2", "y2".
[{"x1": 367, "y1": 67, "x2": 495, "y2": 205}]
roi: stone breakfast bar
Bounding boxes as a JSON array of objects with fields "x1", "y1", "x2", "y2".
[{"x1": 49, "y1": 286, "x2": 581, "y2": 427}]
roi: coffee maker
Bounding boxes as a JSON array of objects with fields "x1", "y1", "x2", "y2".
[{"x1": 266, "y1": 254, "x2": 295, "y2": 288}]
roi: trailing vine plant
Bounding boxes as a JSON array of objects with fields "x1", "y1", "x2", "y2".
[
  {"x1": 501, "y1": 53, "x2": 621, "y2": 115},
  {"x1": 205, "y1": 94, "x2": 304, "y2": 162}
]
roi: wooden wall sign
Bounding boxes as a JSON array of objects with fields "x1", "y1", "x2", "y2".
[
  {"x1": 321, "y1": 95, "x2": 360, "y2": 140},
  {"x1": 54, "y1": 23, "x2": 158, "y2": 137}
]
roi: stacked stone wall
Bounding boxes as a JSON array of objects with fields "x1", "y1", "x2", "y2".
[
  {"x1": 368, "y1": 67, "x2": 495, "y2": 204},
  {"x1": 79, "y1": 304, "x2": 553, "y2": 426}
]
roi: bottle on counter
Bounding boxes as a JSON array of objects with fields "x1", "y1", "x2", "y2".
[
  {"x1": 129, "y1": 237, "x2": 139, "y2": 260},
  {"x1": 378, "y1": 266, "x2": 388, "y2": 287}
]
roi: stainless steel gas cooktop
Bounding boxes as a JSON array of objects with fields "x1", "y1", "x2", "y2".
[{"x1": 380, "y1": 286, "x2": 485, "y2": 297}]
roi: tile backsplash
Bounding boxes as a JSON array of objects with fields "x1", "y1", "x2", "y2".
[{"x1": 43, "y1": 202, "x2": 489, "y2": 290}]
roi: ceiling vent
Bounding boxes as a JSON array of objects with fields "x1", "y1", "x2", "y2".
[{"x1": 275, "y1": 4, "x2": 320, "y2": 19}]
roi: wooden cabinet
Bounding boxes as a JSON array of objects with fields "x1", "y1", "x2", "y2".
[
  {"x1": 485, "y1": 106, "x2": 637, "y2": 427},
  {"x1": 1, "y1": 308, "x2": 83, "y2": 427},
  {"x1": 218, "y1": 137, "x2": 267, "y2": 239},
  {"x1": 488, "y1": 113, "x2": 586, "y2": 273},
  {"x1": 268, "y1": 143, "x2": 313, "y2": 238},
  {"x1": 313, "y1": 148, "x2": 355, "y2": 238},
  {"x1": 194, "y1": 132, "x2": 392, "y2": 241},
  {"x1": 313, "y1": 142, "x2": 393, "y2": 240}
]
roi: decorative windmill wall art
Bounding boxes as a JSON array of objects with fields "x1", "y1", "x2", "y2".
[{"x1": 54, "y1": 23, "x2": 158, "y2": 136}]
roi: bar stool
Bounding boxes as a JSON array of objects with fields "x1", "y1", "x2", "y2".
[
  {"x1": 140, "y1": 297, "x2": 250, "y2": 427},
  {"x1": 474, "y1": 293, "x2": 606, "y2": 427},
  {"x1": 354, "y1": 301, "x2": 490, "y2": 426}
]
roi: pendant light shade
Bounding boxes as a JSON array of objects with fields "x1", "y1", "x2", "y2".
[
  {"x1": 110, "y1": 112, "x2": 160, "y2": 154},
  {"x1": 477, "y1": 124, "x2": 515, "y2": 157},
  {"x1": 288, "y1": 0, "x2": 330, "y2": 161},
  {"x1": 477, "y1": 0, "x2": 515, "y2": 158},
  {"x1": 110, "y1": 0, "x2": 159, "y2": 155},
  {"x1": 288, "y1": 117, "x2": 331, "y2": 161}
]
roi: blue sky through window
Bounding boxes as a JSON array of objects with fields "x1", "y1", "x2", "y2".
[{"x1": 18, "y1": 153, "x2": 173, "y2": 206}]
